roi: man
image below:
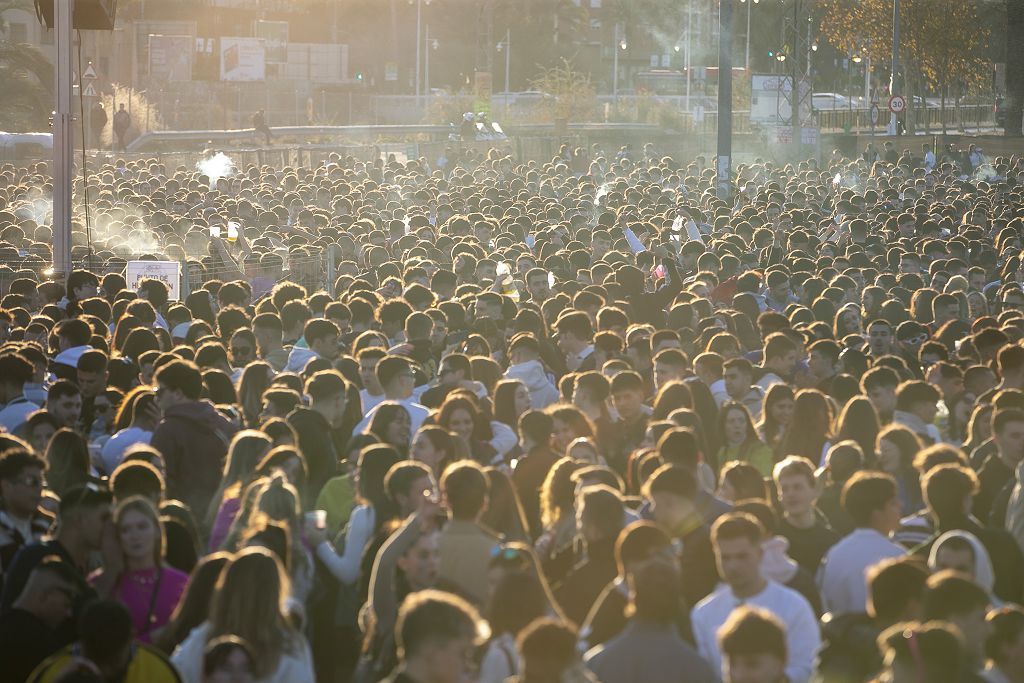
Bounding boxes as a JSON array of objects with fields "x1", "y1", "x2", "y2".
[
  {"x1": 112, "y1": 103, "x2": 130, "y2": 152},
  {"x1": 76, "y1": 349, "x2": 108, "y2": 433},
  {"x1": 358, "y1": 346, "x2": 388, "y2": 413},
  {"x1": 150, "y1": 359, "x2": 239, "y2": 520},
  {"x1": 555, "y1": 485, "x2": 626, "y2": 626},
  {"x1": 723, "y1": 358, "x2": 765, "y2": 420},
  {"x1": 513, "y1": 411, "x2": 559, "y2": 538},
  {"x1": 0, "y1": 448, "x2": 50, "y2": 578},
  {"x1": 609, "y1": 371, "x2": 650, "y2": 470},
  {"x1": 436, "y1": 461, "x2": 501, "y2": 606},
  {"x1": 892, "y1": 380, "x2": 942, "y2": 444},
  {"x1": 381, "y1": 590, "x2": 484, "y2": 683},
  {"x1": 923, "y1": 571, "x2": 992, "y2": 682},
  {"x1": 51, "y1": 318, "x2": 92, "y2": 380},
  {"x1": 555, "y1": 310, "x2": 595, "y2": 372},
  {"x1": 981, "y1": 346, "x2": 1024, "y2": 406},
  {"x1": 976, "y1": 408, "x2": 1024, "y2": 525},
  {"x1": 252, "y1": 312, "x2": 290, "y2": 372},
  {"x1": 0, "y1": 351, "x2": 39, "y2": 432},
  {"x1": 288, "y1": 370, "x2": 347, "y2": 503},
  {"x1": 817, "y1": 472, "x2": 905, "y2": 616},
  {"x1": 691, "y1": 513, "x2": 819, "y2": 683},
  {"x1": 984, "y1": 606, "x2": 1024, "y2": 683},
  {"x1": 866, "y1": 320, "x2": 895, "y2": 359},
  {"x1": 807, "y1": 340, "x2": 842, "y2": 395},
  {"x1": 26, "y1": 599, "x2": 180, "y2": 683},
  {"x1": 718, "y1": 606, "x2": 788, "y2": 683},
  {"x1": 653, "y1": 348, "x2": 690, "y2": 390},
  {"x1": 419, "y1": 353, "x2": 486, "y2": 409},
  {"x1": 503, "y1": 333, "x2": 559, "y2": 409},
  {"x1": 645, "y1": 463, "x2": 720, "y2": 606},
  {"x1": 757, "y1": 333, "x2": 799, "y2": 391},
  {"x1": 0, "y1": 556, "x2": 77, "y2": 682},
  {"x1": 585, "y1": 558, "x2": 717, "y2": 683},
  {"x1": 45, "y1": 380, "x2": 82, "y2": 430},
  {"x1": 355, "y1": 356, "x2": 430, "y2": 439},
  {"x1": 773, "y1": 456, "x2": 838, "y2": 575},
  {"x1": 526, "y1": 267, "x2": 551, "y2": 304},
  {"x1": 861, "y1": 366, "x2": 900, "y2": 424},
  {"x1": 1, "y1": 483, "x2": 110, "y2": 646},
  {"x1": 285, "y1": 318, "x2": 341, "y2": 373},
  {"x1": 764, "y1": 271, "x2": 795, "y2": 313}
]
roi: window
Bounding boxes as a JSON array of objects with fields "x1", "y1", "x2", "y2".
[{"x1": 8, "y1": 22, "x2": 28, "y2": 44}]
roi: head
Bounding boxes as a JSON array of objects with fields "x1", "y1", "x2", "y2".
[
  {"x1": 842, "y1": 471, "x2": 902, "y2": 534},
  {"x1": 395, "y1": 590, "x2": 486, "y2": 683},
  {"x1": 0, "y1": 447, "x2": 46, "y2": 518},
  {"x1": 772, "y1": 456, "x2": 818, "y2": 518},
  {"x1": 718, "y1": 606, "x2": 788, "y2": 683},
  {"x1": 711, "y1": 512, "x2": 766, "y2": 594}
]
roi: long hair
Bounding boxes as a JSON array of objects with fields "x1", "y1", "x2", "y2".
[
  {"x1": 480, "y1": 466, "x2": 530, "y2": 542},
  {"x1": 355, "y1": 444, "x2": 403, "y2": 536},
  {"x1": 758, "y1": 383, "x2": 794, "y2": 447},
  {"x1": 487, "y1": 570, "x2": 548, "y2": 638},
  {"x1": 113, "y1": 386, "x2": 153, "y2": 432},
  {"x1": 366, "y1": 402, "x2": 412, "y2": 454},
  {"x1": 652, "y1": 380, "x2": 693, "y2": 421},
  {"x1": 777, "y1": 389, "x2": 833, "y2": 463},
  {"x1": 545, "y1": 404, "x2": 597, "y2": 455},
  {"x1": 205, "y1": 430, "x2": 272, "y2": 528},
  {"x1": 493, "y1": 379, "x2": 527, "y2": 430},
  {"x1": 237, "y1": 361, "x2": 273, "y2": 428},
  {"x1": 153, "y1": 551, "x2": 231, "y2": 654},
  {"x1": 835, "y1": 396, "x2": 881, "y2": 466},
  {"x1": 540, "y1": 457, "x2": 582, "y2": 529},
  {"x1": 717, "y1": 401, "x2": 762, "y2": 459},
  {"x1": 208, "y1": 547, "x2": 298, "y2": 679},
  {"x1": 439, "y1": 394, "x2": 494, "y2": 443},
  {"x1": 44, "y1": 428, "x2": 91, "y2": 497},
  {"x1": 413, "y1": 425, "x2": 467, "y2": 477},
  {"x1": 115, "y1": 495, "x2": 165, "y2": 569}
]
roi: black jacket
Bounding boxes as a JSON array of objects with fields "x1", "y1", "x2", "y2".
[
  {"x1": 554, "y1": 537, "x2": 618, "y2": 626},
  {"x1": 288, "y1": 406, "x2": 339, "y2": 504}
]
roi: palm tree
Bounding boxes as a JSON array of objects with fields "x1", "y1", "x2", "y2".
[{"x1": 0, "y1": 0, "x2": 53, "y2": 131}]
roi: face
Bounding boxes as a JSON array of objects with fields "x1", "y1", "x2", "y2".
[
  {"x1": 724, "y1": 408, "x2": 749, "y2": 445},
  {"x1": 78, "y1": 503, "x2": 113, "y2": 551},
  {"x1": 206, "y1": 648, "x2": 256, "y2": 683},
  {"x1": 878, "y1": 439, "x2": 903, "y2": 474},
  {"x1": 777, "y1": 473, "x2": 816, "y2": 516},
  {"x1": 934, "y1": 545, "x2": 975, "y2": 578},
  {"x1": 651, "y1": 491, "x2": 691, "y2": 532},
  {"x1": 446, "y1": 408, "x2": 474, "y2": 441},
  {"x1": 724, "y1": 653, "x2": 787, "y2": 683},
  {"x1": 29, "y1": 423, "x2": 56, "y2": 454},
  {"x1": 397, "y1": 530, "x2": 440, "y2": 590},
  {"x1": 230, "y1": 338, "x2": 256, "y2": 366},
  {"x1": 770, "y1": 398, "x2": 794, "y2": 427},
  {"x1": 118, "y1": 508, "x2": 158, "y2": 564},
  {"x1": 808, "y1": 351, "x2": 835, "y2": 380},
  {"x1": 412, "y1": 433, "x2": 443, "y2": 473},
  {"x1": 387, "y1": 409, "x2": 412, "y2": 445},
  {"x1": 612, "y1": 388, "x2": 644, "y2": 420},
  {"x1": 38, "y1": 582, "x2": 74, "y2": 629},
  {"x1": 311, "y1": 333, "x2": 340, "y2": 361},
  {"x1": 527, "y1": 274, "x2": 550, "y2": 300},
  {"x1": 76, "y1": 370, "x2": 106, "y2": 398},
  {"x1": 771, "y1": 350, "x2": 798, "y2": 379},
  {"x1": 867, "y1": 385, "x2": 897, "y2": 417},
  {"x1": 715, "y1": 536, "x2": 763, "y2": 590},
  {"x1": 654, "y1": 362, "x2": 684, "y2": 388},
  {"x1": 724, "y1": 368, "x2": 751, "y2": 400},
  {"x1": 552, "y1": 418, "x2": 577, "y2": 454},
  {"x1": 868, "y1": 324, "x2": 893, "y2": 355},
  {"x1": 0, "y1": 466, "x2": 45, "y2": 517},
  {"x1": 513, "y1": 385, "x2": 531, "y2": 415},
  {"x1": 995, "y1": 419, "x2": 1024, "y2": 466},
  {"x1": 359, "y1": 357, "x2": 381, "y2": 389},
  {"x1": 50, "y1": 393, "x2": 83, "y2": 428}
]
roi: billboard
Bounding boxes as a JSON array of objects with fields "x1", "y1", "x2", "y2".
[
  {"x1": 751, "y1": 74, "x2": 790, "y2": 125},
  {"x1": 254, "y1": 20, "x2": 288, "y2": 64},
  {"x1": 220, "y1": 37, "x2": 265, "y2": 81},
  {"x1": 149, "y1": 34, "x2": 193, "y2": 82}
]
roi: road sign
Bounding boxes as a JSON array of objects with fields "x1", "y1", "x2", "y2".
[
  {"x1": 888, "y1": 95, "x2": 906, "y2": 114},
  {"x1": 82, "y1": 63, "x2": 97, "y2": 80},
  {"x1": 82, "y1": 82, "x2": 97, "y2": 97},
  {"x1": 870, "y1": 104, "x2": 880, "y2": 125}
]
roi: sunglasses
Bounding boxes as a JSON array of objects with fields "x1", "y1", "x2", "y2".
[{"x1": 490, "y1": 544, "x2": 529, "y2": 565}]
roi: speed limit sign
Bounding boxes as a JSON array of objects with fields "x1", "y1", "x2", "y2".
[
  {"x1": 870, "y1": 104, "x2": 880, "y2": 125},
  {"x1": 888, "y1": 95, "x2": 907, "y2": 114}
]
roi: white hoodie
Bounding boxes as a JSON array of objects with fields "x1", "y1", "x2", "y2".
[
  {"x1": 503, "y1": 359, "x2": 559, "y2": 409},
  {"x1": 284, "y1": 346, "x2": 319, "y2": 374}
]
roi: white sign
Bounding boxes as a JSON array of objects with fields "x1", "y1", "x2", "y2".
[
  {"x1": 888, "y1": 95, "x2": 906, "y2": 114},
  {"x1": 220, "y1": 37, "x2": 266, "y2": 82},
  {"x1": 82, "y1": 82, "x2": 98, "y2": 97},
  {"x1": 870, "y1": 104, "x2": 880, "y2": 125},
  {"x1": 126, "y1": 261, "x2": 181, "y2": 301},
  {"x1": 751, "y1": 74, "x2": 790, "y2": 125},
  {"x1": 82, "y1": 63, "x2": 97, "y2": 80}
]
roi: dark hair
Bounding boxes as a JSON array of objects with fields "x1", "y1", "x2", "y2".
[
  {"x1": 986, "y1": 606, "x2": 1024, "y2": 665},
  {"x1": 711, "y1": 512, "x2": 765, "y2": 546},
  {"x1": 441, "y1": 460, "x2": 489, "y2": 520},
  {"x1": 720, "y1": 461, "x2": 768, "y2": 501},
  {"x1": 923, "y1": 570, "x2": 992, "y2": 621},
  {"x1": 867, "y1": 557, "x2": 929, "y2": 623},
  {"x1": 154, "y1": 359, "x2": 203, "y2": 400},
  {"x1": 718, "y1": 605, "x2": 787, "y2": 662},
  {"x1": 487, "y1": 570, "x2": 548, "y2": 637},
  {"x1": 615, "y1": 521, "x2": 670, "y2": 577},
  {"x1": 396, "y1": 589, "x2": 481, "y2": 660},
  {"x1": 0, "y1": 447, "x2": 46, "y2": 480},
  {"x1": 842, "y1": 471, "x2": 898, "y2": 526},
  {"x1": 80, "y1": 599, "x2": 134, "y2": 665},
  {"x1": 643, "y1": 463, "x2": 698, "y2": 501}
]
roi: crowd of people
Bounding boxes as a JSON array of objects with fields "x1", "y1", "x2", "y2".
[{"x1": 0, "y1": 137, "x2": 1021, "y2": 683}]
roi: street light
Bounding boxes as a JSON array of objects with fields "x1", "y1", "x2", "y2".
[
  {"x1": 612, "y1": 23, "x2": 626, "y2": 104},
  {"x1": 739, "y1": 0, "x2": 760, "y2": 72},
  {"x1": 411, "y1": 0, "x2": 431, "y2": 103},
  {"x1": 425, "y1": 25, "x2": 438, "y2": 100},
  {"x1": 496, "y1": 29, "x2": 511, "y2": 94}
]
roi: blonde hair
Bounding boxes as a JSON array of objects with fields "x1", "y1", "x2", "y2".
[
  {"x1": 205, "y1": 430, "x2": 273, "y2": 527},
  {"x1": 115, "y1": 495, "x2": 165, "y2": 568}
]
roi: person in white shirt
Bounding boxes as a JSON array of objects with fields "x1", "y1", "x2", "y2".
[
  {"x1": 0, "y1": 351, "x2": 39, "y2": 433},
  {"x1": 357, "y1": 347, "x2": 388, "y2": 413},
  {"x1": 354, "y1": 356, "x2": 429, "y2": 442},
  {"x1": 555, "y1": 311, "x2": 595, "y2": 371},
  {"x1": 694, "y1": 353, "x2": 730, "y2": 407},
  {"x1": 691, "y1": 512, "x2": 820, "y2": 683},
  {"x1": 817, "y1": 471, "x2": 905, "y2": 617}
]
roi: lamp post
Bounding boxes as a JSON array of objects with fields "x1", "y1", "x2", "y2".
[
  {"x1": 425, "y1": 25, "x2": 438, "y2": 101},
  {"x1": 412, "y1": 0, "x2": 431, "y2": 103},
  {"x1": 889, "y1": 0, "x2": 900, "y2": 135},
  {"x1": 740, "y1": 0, "x2": 759, "y2": 72},
  {"x1": 496, "y1": 29, "x2": 510, "y2": 94},
  {"x1": 613, "y1": 23, "x2": 626, "y2": 104}
]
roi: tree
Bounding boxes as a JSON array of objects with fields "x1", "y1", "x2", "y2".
[{"x1": 0, "y1": 0, "x2": 53, "y2": 131}]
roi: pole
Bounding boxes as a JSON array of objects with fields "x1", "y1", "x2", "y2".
[
  {"x1": 53, "y1": 0, "x2": 73, "y2": 280},
  {"x1": 612, "y1": 23, "x2": 619, "y2": 105},
  {"x1": 717, "y1": 0, "x2": 733, "y2": 201},
  {"x1": 504, "y1": 28, "x2": 511, "y2": 94},
  {"x1": 425, "y1": 25, "x2": 431, "y2": 100},
  {"x1": 889, "y1": 0, "x2": 900, "y2": 135},
  {"x1": 685, "y1": 4, "x2": 692, "y2": 111},
  {"x1": 791, "y1": 0, "x2": 801, "y2": 161},
  {"x1": 865, "y1": 54, "x2": 872, "y2": 102},
  {"x1": 415, "y1": 0, "x2": 422, "y2": 103}
]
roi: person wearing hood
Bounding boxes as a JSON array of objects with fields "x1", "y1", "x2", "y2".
[
  {"x1": 51, "y1": 318, "x2": 93, "y2": 381},
  {"x1": 150, "y1": 359, "x2": 239, "y2": 523},
  {"x1": 504, "y1": 334, "x2": 559, "y2": 410},
  {"x1": 929, "y1": 530, "x2": 1001, "y2": 606},
  {"x1": 284, "y1": 318, "x2": 340, "y2": 374},
  {"x1": 418, "y1": 353, "x2": 488, "y2": 409}
]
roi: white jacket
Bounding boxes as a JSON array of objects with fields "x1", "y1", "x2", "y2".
[
  {"x1": 284, "y1": 346, "x2": 319, "y2": 374},
  {"x1": 503, "y1": 359, "x2": 559, "y2": 409}
]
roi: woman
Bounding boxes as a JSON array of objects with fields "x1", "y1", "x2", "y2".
[
  {"x1": 835, "y1": 396, "x2": 881, "y2": 466},
  {"x1": 237, "y1": 361, "x2": 274, "y2": 428},
  {"x1": 716, "y1": 402, "x2": 774, "y2": 477},
  {"x1": 717, "y1": 461, "x2": 769, "y2": 503},
  {"x1": 945, "y1": 391, "x2": 977, "y2": 446},
  {"x1": 101, "y1": 387, "x2": 159, "y2": 476},
  {"x1": 91, "y1": 496, "x2": 190, "y2": 642},
  {"x1": 652, "y1": 380, "x2": 693, "y2": 421},
  {"x1": 365, "y1": 401, "x2": 412, "y2": 456},
  {"x1": 154, "y1": 552, "x2": 232, "y2": 654},
  {"x1": 438, "y1": 394, "x2": 501, "y2": 464},
  {"x1": 410, "y1": 425, "x2": 466, "y2": 478},
  {"x1": 44, "y1": 428, "x2": 92, "y2": 497},
  {"x1": 833, "y1": 303, "x2": 863, "y2": 339},
  {"x1": 758, "y1": 383, "x2": 794, "y2": 449},
  {"x1": 546, "y1": 404, "x2": 597, "y2": 457},
  {"x1": 875, "y1": 621, "x2": 963, "y2": 683},
  {"x1": 877, "y1": 424, "x2": 924, "y2": 514},
  {"x1": 480, "y1": 571, "x2": 550, "y2": 683},
  {"x1": 207, "y1": 431, "x2": 273, "y2": 551},
  {"x1": 536, "y1": 457, "x2": 583, "y2": 582},
  {"x1": 964, "y1": 403, "x2": 994, "y2": 456},
  {"x1": 493, "y1": 379, "x2": 531, "y2": 433},
  {"x1": 777, "y1": 389, "x2": 833, "y2": 465},
  {"x1": 171, "y1": 547, "x2": 314, "y2": 683},
  {"x1": 481, "y1": 467, "x2": 530, "y2": 542}
]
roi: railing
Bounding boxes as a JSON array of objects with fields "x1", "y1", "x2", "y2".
[{"x1": 815, "y1": 103, "x2": 994, "y2": 134}]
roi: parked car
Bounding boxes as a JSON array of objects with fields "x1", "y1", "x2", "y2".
[{"x1": 812, "y1": 93, "x2": 851, "y2": 111}]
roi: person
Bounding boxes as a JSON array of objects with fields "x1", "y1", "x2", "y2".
[
  {"x1": 28, "y1": 599, "x2": 181, "y2": 682},
  {"x1": 479, "y1": 570, "x2": 548, "y2": 683},
  {"x1": 817, "y1": 471, "x2": 904, "y2": 616},
  {"x1": 585, "y1": 556, "x2": 716, "y2": 683},
  {"x1": 875, "y1": 620, "x2": 965, "y2": 683},
  {"x1": 287, "y1": 369, "x2": 347, "y2": 504},
  {"x1": 385, "y1": 589, "x2": 486, "y2": 683},
  {"x1": 436, "y1": 460, "x2": 501, "y2": 606},
  {"x1": 112, "y1": 103, "x2": 130, "y2": 151},
  {"x1": 717, "y1": 401, "x2": 774, "y2": 477},
  {"x1": 90, "y1": 100, "x2": 108, "y2": 148},
  {"x1": 717, "y1": 605, "x2": 788, "y2": 683},
  {"x1": 151, "y1": 359, "x2": 239, "y2": 520},
  {"x1": 514, "y1": 617, "x2": 597, "y2": 683},
  {"x1": 0, "y1": 556, "x2": 78, "y2": 683},
  {"x1": 503, "y1": 334, "x2": 559, "y2": 410},
  {"x1": 928, "y1": 530, "x2": 1000, "y2": 604},
  {"x1": 983, "y1": 606, "x2": 1024, "y2": 683},
  {"x1": 355, "y1": 356, "x2": 430, "y2": 440},
  {"x1": 0, "y1": 351, "x2": 40, "y2": 432},
  {"x1": 690, "y1": 512, "x2": 819, "y2": 683},
  {"x1": 773, "y1": 456, "x2": 838, "y2": 575},
  {"x1": 0, "y1": 447, "x2": 51, "y2": 577},
  {"x1": 252, "y1": 109, "x2": 272, "y2": 145},
  {"x1": 922, "y1": 570, "x2": 993, "y2": 682},
  {"x1": 202, "y1": 636, "x2": 258, "y2": 683}
]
